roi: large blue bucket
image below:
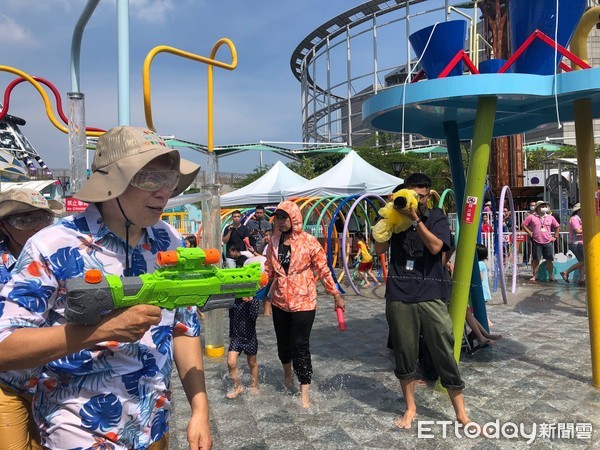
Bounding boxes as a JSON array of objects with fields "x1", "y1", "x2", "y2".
[
  {"x1": 509, "y1": 0, "x2": 586, "y2": 75},
  {"x1": 479, "y1": 59, "x2": 506, "y2": 74},
  {"x1": 409, "y1": 20, "x2": 467, "y2": 79}
]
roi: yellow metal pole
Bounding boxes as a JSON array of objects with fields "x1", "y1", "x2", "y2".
[
  {"x1": 573, "y1": 100, "x2": 600, "y2": 387},
  {"x1": 571, "y1": 6, "x2": 600, "y2": 387},
  {"x1": 142, "y1": 40, "x2": 237, "y2": 133},
  {"x1": 141, "y1": 40, "x2": 238, "y2": 358}
]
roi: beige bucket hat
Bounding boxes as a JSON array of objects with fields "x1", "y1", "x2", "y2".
[
  {"x1": 0, "y1": 188, "x2": 64, "y2": 220},
  {"x1": 572, "y1": 203, "x2": 581, "y2": 213},
  {"x1": 74, "y1": 126, "x2": 200, "y2": 203}
]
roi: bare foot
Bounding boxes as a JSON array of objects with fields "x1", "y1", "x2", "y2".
[
  {"x1": 457, "y1": 415, "x2": 472, "y2": 427},
  {"x1": 394, "y1": 409, "x2": 416, "y2": 429},
  {"x1": 459, "y1": 420, "x2": 480, "y2": 436},
  {"x1": 477, "y1": 338, "x2": 496, "y2": 347},
  {"x1": 283, "y1": 376, "x2": 293, "y2": 389},
  {"x1": 226, "y1": 385, "x2": 244, "y2": 399},
  {"x1": 248, "y1": 386, "x2": 260, "y2": 396},
  {"x1": 300, "y1": 391, "x2": 311, "y2": 408},
  {"x1": 488, "y1": 334, "x2": 502, "y2": 340}
]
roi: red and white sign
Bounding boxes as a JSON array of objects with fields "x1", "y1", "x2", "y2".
[
  {"x1": 463, "y1": 196, "x2": 478, "y2": 224},
  {"x1": 64, "y1": 197, "x2": 89, "y2": 213}
]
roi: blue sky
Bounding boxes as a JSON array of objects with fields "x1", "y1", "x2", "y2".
[{"x1": 0, "y1": 0, "x2": 368, "y2": 173}]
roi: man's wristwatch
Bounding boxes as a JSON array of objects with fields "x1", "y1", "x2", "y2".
[{"x1": 412, "y1": 218, "x2": 421, "y2": 228}]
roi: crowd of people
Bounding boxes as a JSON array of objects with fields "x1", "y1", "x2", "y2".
[
  {"x1": 0, "y1": 124, "x2": 588, "y2": 447},
  {"x1": 480, "y1": 197, "x2": 585, "y2": 284}
]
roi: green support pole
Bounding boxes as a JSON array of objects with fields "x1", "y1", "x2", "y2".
[
  {"x1": 448, "y1": 96, "x2": 497, "y2": 361},
  {"x1": 444, "y1": 121, "x2": 490, "y2": 334}
]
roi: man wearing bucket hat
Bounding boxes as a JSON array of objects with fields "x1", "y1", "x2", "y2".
[
  {"x1": 521, "y1": 200, "x2": 560, "y2": 282},
  {"x1": 0, "y1": 188, "x2": 63, "y2": 450},
  {"x1": 0, "y1": 127, "x2": 212, "y2": 449}
]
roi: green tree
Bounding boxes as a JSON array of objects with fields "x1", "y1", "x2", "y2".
[
  {"x1": 525, "y1": 149, "x2": 548, "y2": 170},
  {"x1": 554, "y1": 145, "x2": 577, "y2": 158},
  {"x1": 354, "y1": 143, "x2": 456, "y2": 193},
  {"x1": 232, "y1": 164, "x2": 271, "y2": 189},
  {"x1": 286, "y1": 157, "x2": 317, "y2": 179},
  {"x1": 312, "y1": 153, "x2": 344, "y2": 174}
]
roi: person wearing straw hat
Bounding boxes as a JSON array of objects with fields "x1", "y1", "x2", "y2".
[
  {"x1": 521, "y1": 200, "x2": 560, "y2": 282},
  {"x1": 0, "y1": 127, "x2": 212, "y2": 449},
  {"x1": 561, "y1": 203, "x2": 585, "y2": 285},
  {"x1": 0, "y1": 188, "x2": 63, "y2": 450},
  {"x1": 0, "y1": 189, "x2": 63, "y2": 270}
]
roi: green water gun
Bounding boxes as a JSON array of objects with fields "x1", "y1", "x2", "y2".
[{"x1": 65, "y1": 247, "x2": 267, "y2": 325}]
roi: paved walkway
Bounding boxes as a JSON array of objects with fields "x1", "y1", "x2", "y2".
[{"x1": 168, "y1": 278, "x2": 599, "y2": 449}]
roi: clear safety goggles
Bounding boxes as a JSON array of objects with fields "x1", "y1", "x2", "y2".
[
  {"x1": 129, "y1": 169, "x2": 180, "y2": 192},
  {"x1": 4, "y1": 211, "x2": 54, "y2": 231}
]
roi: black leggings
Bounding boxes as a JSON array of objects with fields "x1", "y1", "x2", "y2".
[{"x1": 271, "y1": 305, "x2": 316, "y2": 385}]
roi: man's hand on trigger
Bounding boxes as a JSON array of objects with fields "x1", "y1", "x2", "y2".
[{"x1": 99, "y1": 305, "x2": 162, "y2": 342}]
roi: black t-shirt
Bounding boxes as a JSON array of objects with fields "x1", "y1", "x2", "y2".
[
  {"x1": 278, "y1": 242, "x2": 291, "y2": 274},
  {"x1": 223, "y1": 224, "x2": 249, "y2": 252},
  {"x1": 385, "y1": 208, "x2": 451, "y2": 303}
]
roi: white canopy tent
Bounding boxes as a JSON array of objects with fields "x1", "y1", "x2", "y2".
[
  {"x1": 283, "y1": 150, "x2": 403, "y2": 198},
  {"x1": 220, "y1": 161, "x2": 308, "y2": 207}
]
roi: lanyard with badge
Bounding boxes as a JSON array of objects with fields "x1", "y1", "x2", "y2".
[
  {"x1": 539, "y1": 215, "x2": 548, "y2": 233},
  {"x1": 404, "y1": 227, "x2": 420, "y2": 271}
]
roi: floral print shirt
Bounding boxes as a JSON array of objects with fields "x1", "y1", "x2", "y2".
[
  {"x1": 0, "y1": 239, "x2": 16, "y2": 275},
  {"x1": 0, "y1": 239, "x2": 30, "y2": 394},
  {"x1": 0, "y1": 204, "x2": 200, "y2": 450}
]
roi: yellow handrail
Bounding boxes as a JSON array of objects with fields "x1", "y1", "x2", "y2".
[
  {"x1": 0, "y1": 65, "x2": 104, "y2": 137},
  {"x1": 570, "y1": 6, "x2": 600, "y2": 67},
  {"x1": 142, "y1": 39, "x2": 238, "y2": 152}
]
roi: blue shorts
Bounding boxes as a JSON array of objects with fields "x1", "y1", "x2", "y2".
[
  {"x1": 569, "y1": 242, "x2": 584, "y2": 262},
  {"x1": 532, "y1": 241, "x2": 554, "y2": 261},
  {"x1": 229, "y1": 336, "x2": 258, "y2": 356}
]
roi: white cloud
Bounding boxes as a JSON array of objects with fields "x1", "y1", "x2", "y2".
[
  {"x1": 0, "y1": 14, "x2": 37, "y2": 47},
  {"x1": 129, "y1": 0, "x2": 178, "y2": 24},
  {"x1": 3, "y1": 0, "x2": 77, "y2": 13}
]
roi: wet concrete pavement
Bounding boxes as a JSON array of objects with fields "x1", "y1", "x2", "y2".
[{"x1": 168, "y1": 278, "x2": 599, "y2": 449}]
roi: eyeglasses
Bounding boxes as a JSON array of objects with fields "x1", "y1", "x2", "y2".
[
  {"x1": 4, "y1": 211, "x2": 54, "y2": 231},
  {"x1": 130, "y1": 170, "x2": 180, "y2": 192}
]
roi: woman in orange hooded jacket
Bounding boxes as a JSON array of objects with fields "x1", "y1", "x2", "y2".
[{"x1": 264, "y1": 201, "x2": 345, "y2": 408}]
